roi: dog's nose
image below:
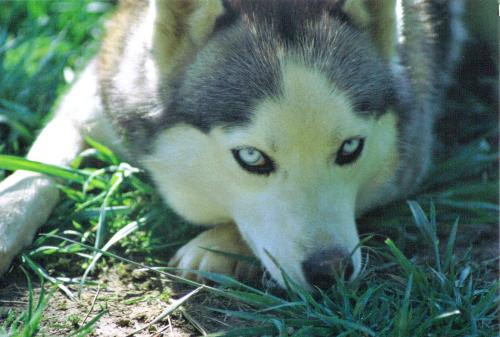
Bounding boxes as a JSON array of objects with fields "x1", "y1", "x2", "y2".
[{"x1": 302, "y1": 248, "x2": 353, "y2": 290}]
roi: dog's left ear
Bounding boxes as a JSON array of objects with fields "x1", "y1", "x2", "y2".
[
  {"x1": 342, "y1": 0, "x2": 397, "y2": 61},
  {"x1": 152, "y1": 0, "x2": 225, "y2": 74}
]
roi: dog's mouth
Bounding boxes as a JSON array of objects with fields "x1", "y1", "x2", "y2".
[
  {"x1": 236, "y1": 218, "x2": 362, "y2": 290},
  {"x1": 258, "y1": 245, "x2": 360, "y2": 290}
]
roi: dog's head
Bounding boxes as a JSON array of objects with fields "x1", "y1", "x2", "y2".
[{"x1": 145, "y1": 0, "x2": 401, "y2": 289}]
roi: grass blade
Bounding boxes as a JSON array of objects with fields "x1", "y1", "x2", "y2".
[
  {"x1": 395, "y1": 274, "x2": 413, "y2": 337},
  {"x1": 79, "y1": 218, "x2": 143, "y2": 296},
  {"x1": 0, "y1": 155, "x2": 107, "y2": 189},
  {"x1": 385, "y1": 239, "x2": 424, "y2": 286},
  {"x1": 0, "y1": 155, "x2": 85, "y2": 182},
  {"x1": 84, "y1": 136, "x2": 119, "y2": 165},
  {"x1": 126, "y1": 286, "x2": 205, "y2": 337},
  {"x1": 443, "y1": 217, "x2": 459, "y2": 271},
  {"x1": 206, "y1": 326, "x2": 275, "y2": 337},
  {"x1": 22, "y1": 254, "x2": 76, "y2": 301},
  {"x1": 67, "y1": 310, "x2": 108, "y2": 337}
]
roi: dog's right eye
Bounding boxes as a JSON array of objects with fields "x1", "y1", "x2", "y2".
[
  {"x1": 232, "y1": 147, "x2": 275, "y2": 175},
  {"x1": 335, "y1": 137, "x2": 365, "y2": 165}
]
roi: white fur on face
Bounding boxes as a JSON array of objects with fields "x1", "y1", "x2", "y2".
[{"x1": 144, "y1": 61, "x2": 398, "y2": 288}]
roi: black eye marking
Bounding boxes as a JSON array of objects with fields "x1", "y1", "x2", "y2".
[
  {"x1": 335, "y1": 137, "x2": 365, "y2": 166},
  {"x1": 232, "y1": 147, "x2": 275, "y2": 175}
]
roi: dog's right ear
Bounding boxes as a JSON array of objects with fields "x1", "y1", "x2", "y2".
[
  {"x1": 152, "y1": 0, "x2": 225, "y2": 74},
  {"x1": 342, "y1": 0, "x2": 398, "y2": 62}
]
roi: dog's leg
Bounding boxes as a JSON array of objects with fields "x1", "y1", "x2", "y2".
[
  {"x1": 169, "y1": 223, "x2": 260, "y2": 282},
  {"x1": 0, "y1": 61, "x2": 108, "y2": 274}
]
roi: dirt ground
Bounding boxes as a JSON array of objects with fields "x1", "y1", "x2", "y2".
[
  {"x1": 0, "y1": 263, "x2": 256, "y2": 337},
  {"x1": 0, "y1": 223, "x2": 497, "y2": 337}
]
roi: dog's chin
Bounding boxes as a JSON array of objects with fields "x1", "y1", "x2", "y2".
[
  {"x1": 247, "y1": 238, "x2": 363, "y2": 291},
  {"x1": 234, "y1": 230, "x2": 311, "y2": 289},
  {"x1": 259, "y1": 252, "x2": 311, "y2": 290}
]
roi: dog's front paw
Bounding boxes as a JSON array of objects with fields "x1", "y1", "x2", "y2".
[
  {"x1": 169, "y1": 223, "x2": 260, "y2": 282},
  {"x1": 0, "y1": 172, "x2": 59, "y2": 275}
]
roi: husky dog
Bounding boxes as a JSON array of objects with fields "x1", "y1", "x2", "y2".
[{"x1": 0, "y1": 0, "x2": 467, "y2": 289}]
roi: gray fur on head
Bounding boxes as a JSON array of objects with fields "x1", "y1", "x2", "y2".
[{"x1": 162, "y1": 5, "x2": 395, "y2": 133}]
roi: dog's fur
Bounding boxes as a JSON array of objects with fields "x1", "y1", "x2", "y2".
[{"x1": 0, "y1": 0, "x2": 478, "y2": 289}]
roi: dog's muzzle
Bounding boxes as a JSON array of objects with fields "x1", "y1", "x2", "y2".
[{"x1": 302, "y1": 247, "x2": 354, "y2": 290}]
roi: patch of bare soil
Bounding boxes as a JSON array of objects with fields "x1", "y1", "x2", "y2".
[
  {"x1": 404, "y1": 223, "x2": 499, "y2": 279},
  {"x1": 448, "y1": 223, "x2": 498, "y2": 269},
  {"x1": 0, "y1": 264, "x2": 252, "y2": 337},
  {"x1": 0, "y1": 223, "x2": 497, "y2": 336}
]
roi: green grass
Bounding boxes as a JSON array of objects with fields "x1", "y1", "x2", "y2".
[
  {"x1": 1, "y1": 268, "x2": 49, "y2": 337},
  {"x1": 0, "y1": 1, "x2": 498, "y2": 336}
]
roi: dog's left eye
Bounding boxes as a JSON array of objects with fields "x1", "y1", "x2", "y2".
[
  {"x1": 335, "y1": 137, "x2": 365, "y2": 165},
  {"x1": 232, "y1": 147, "x2": 275, "y2": 175}
]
